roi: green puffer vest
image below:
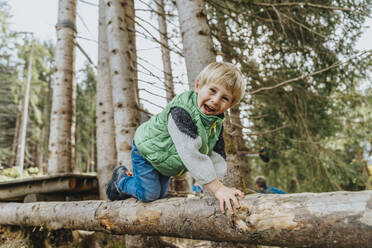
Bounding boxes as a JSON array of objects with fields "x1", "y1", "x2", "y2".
[{"x1": 134, "y1": 90, "x2": 224, "y2": 176}]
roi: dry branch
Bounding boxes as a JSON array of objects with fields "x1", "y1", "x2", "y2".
[{"x1": 0, "y1": 191, "x2": 371, "y2": 247}]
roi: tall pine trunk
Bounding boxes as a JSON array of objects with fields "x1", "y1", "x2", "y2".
[
  {"x1": 157, "y1": 0, "x2": 187, "y2": 193},
  {"x1": 16, "y1": 43, "x2": 34, "y2": 176},
  {"x1": 39, "y1": 71, "x2": 53, "y2": 174},
  {"x1": 175, "y1": 0, "x2": 215, "y2": 89},
  {"x1": 124, "y1": 0, "x2": 139, "y2": 104},
  {"x1": 176, "y1": 0, "x2": 216, "y2": 193},
  {"x1": 216, "y1": 12, "x2": 251, "y2": 191},
  {"x1": 10, "y1": 90, "x2": 23, "y2": 167},
  {"x1": 48, "y1": 0, "x2": 76, "y2": 174},
  {"x1": 156, "y1": 0, "x2": 175, "y2": 103},
  {"x1": 96, "y1": 0, "x2": 117, "y2": 200},
  {"x1": 105, "y1": 0, "x2": 139, "y2": 169}
]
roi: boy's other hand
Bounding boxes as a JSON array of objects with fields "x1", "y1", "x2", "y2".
[{"x1": 205, "y1": 179, "x2": 245, "y2": 215}]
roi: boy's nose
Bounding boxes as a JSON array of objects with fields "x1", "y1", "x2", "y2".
[
  {"x1": 211, "y1": 95, "x2": 219, "y2": 102},
  {"x1": 211, "y1": 96, "x2": 221, "y2": 104}
]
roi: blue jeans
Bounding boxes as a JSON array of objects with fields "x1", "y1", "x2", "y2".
[{"x1": 118, "y1": 142, "x2": 171, "y2": 202}]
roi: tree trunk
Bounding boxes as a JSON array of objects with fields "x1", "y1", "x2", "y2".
[
  {"x1": 104, "y1": 0, "x2": 140, "y2": 168},
  {"x1": 175, "y1": 0, "x2": 215, "y2": 89},
  {"x1": 96, "y1": 0, "x2": 117, "y2": 200},
  {"x1": 215, "y1": 11, "x2": 251, "y2": 192},
  {"x1": 224, "y1": 106, "x2": 251, "y2": 190},
  {"x1": 156, "y1": 0, "x2": 176, "y2": 103},
  {"x1": 1, "y1": 191, "x2": 372, "y2": 247},
  {"x1": 157, "y1": 0, "x2": 186, "y2": 193},
  {"x1": 124, "y1": 0, "x2": 139, "y2": 104},
  {"x1": 10, "y1": 97, "x2": 22, "y2": 167},
  {"x1": 16, "y1": 43, "x2": 34, "y2": 176},
  {"x1": 48, "y1": 0, "x2": 76, "y2": 174},
  {"x1": 39, "y1": 72, "x2": 53, "y2": 175},
  {"x1": 105, "y1": 1, "x2": 144, "y2": 246},
  {"x1": 175, "y1": 0, "x2": 216, "y2": 194},
  {"x1": 211, "y1": 15, "x2": 253, "y2": 247}
]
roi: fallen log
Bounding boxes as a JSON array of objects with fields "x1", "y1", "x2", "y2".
[{"x1": 0, "y1": 191, "x2": 371, "y2": 247}]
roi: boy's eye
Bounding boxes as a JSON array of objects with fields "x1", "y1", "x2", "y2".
[
  {"x1": 222, "y1": 96, "x2": 230, "y2": 102},
  {"x1": 209, "y1": 88, "x2": 216, "y2": 93}
]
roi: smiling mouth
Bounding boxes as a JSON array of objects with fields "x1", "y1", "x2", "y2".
[{"x1": 204, "y1": 104, "x2": 216, "y2": 113}]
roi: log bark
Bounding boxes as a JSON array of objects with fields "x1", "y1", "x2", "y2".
[{"x1": 0, "y1": 191, "x2": 371, "y2": 247}]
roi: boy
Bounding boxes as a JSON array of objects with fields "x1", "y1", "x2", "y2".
[
  {"x1": 106, "y1": 62, "x2": 245, "y2": 214},
  {"x1": 255, "y1": 176, "x2": 286, "y2": 194}
]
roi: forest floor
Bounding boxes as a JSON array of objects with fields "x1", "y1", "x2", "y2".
[
  {"x1": 0, "y1": 226, "x2": 29, "y2": 248},
  {"x1": 0, "y1": 226, "x2": 277, "y2": 248},
  {"x1": 0, "y1": 226, "x2": 214, "y2": 248}
]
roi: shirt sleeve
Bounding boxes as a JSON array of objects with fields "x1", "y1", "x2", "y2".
[
  {"x1": 210, "y1": 151, "x2": 227, "y2": 180},
  {"x1": 168, "y1": 107, "x2": 217, "y2": 185},
  {"x1": 211, "y1": 126, "x2": 227, "y2": 180}
]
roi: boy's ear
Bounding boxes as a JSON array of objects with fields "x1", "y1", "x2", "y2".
[{"x1": 195, "y1": 80, "x2": 200, "y2": 92}]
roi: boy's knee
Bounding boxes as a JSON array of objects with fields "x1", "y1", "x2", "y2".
[
  {"x1": 139, "y1": 187, "x2": 161, "y2": 202},
  {"x1": 141, "y1": 190, "x2": 161, "y2": 202}
]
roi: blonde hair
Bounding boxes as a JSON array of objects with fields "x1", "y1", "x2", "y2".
[{"x1": 195, "y1": 62, "x2": 246, "y2": 106}]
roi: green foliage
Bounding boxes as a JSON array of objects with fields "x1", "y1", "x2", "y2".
[
  {"x1": 208, "y1": 0, "x2": 372, "y2": 192},
  {"x1": 0, "y1": 0, "x2": 19, "y2": 166},
  {"x1": 0, "y1": 1, "x2": 55, "y2": 169}
]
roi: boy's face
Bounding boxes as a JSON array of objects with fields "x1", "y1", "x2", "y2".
[
  {"x1": 256, "y1": 184, "x2": 264, "y2": 192},
  {"x1": 195, "y1": 81, "x2": 233, "y2": 116}
]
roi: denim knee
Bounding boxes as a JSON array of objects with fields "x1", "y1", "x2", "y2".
[{"x1": 140, "y1": 187, "x2": 161, "y2": 202}]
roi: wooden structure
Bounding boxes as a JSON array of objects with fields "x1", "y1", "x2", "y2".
[{"x1": 0, "y1": 174, "x2": 98, "y2": 202}]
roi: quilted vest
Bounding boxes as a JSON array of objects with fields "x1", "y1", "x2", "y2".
[{"x1": 134, "y1": 90, "x2": 224, "y2": 176}]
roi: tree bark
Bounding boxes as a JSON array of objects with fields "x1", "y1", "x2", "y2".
[
  {"x1": 123, "y1": 0, "x2": 139, "y2": 104},
  {"x1": 215, "y1": 11, "x2": 251, "y2": 192},
  {"x1": 48, "y1": 0, "x2": 76, "y2": 174},
  {"x1": 157, "y1": 0, "x2": 185, "y2": 193},
  {"x1": 156, "y1": 0, "x2": 176, "y2": 103},
  {"x1": 10, "y1": 97, "x2": 22, "y2": 167},
  {"x1": 0, "y1": 191, "x2": 371, "y2": 247},
  {"x1": 16, "y1": 43, "x2": 34, "y2": 176},
  {"x1": 175, "y1": 0, "x2": 216, "y2": 194},
  {"x1": 96, "y1": 0, "x2": 117, "y2": 200},
  {"x1": 224, "y1": 106, "x2": 251, "y2": 190},
  {"x1": 105, "y1": 1, "x2": 144, "y2": 246},
  {"x1": 175, "y1": 0, "x2": 215, "y2": 89},
  {"x1": 39, "y1": 70, "x2": 53, "y2": 175},
  {"x1": 104, "y1": 0, "x2": 140, "y2": 168}
]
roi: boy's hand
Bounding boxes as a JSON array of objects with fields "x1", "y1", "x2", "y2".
[
  {"x1": 215, "y1": 185, "x2": 244, "y2": 214},
  {"x1": 205, "y1": 179, "x2": 245, "y2": 215}
]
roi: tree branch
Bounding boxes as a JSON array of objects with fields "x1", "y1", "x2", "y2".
[{"x1": 250, "y1": 50, "x2": 372, "y2": 95}]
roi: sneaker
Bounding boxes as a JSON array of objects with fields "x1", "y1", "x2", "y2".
[{"x1": 106, "y1": 166, "x2": 132, "y2": 200}]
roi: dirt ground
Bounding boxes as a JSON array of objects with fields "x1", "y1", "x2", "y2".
[{"x1": 0, "y1": 226, "x2": 30, "y2": 248}]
